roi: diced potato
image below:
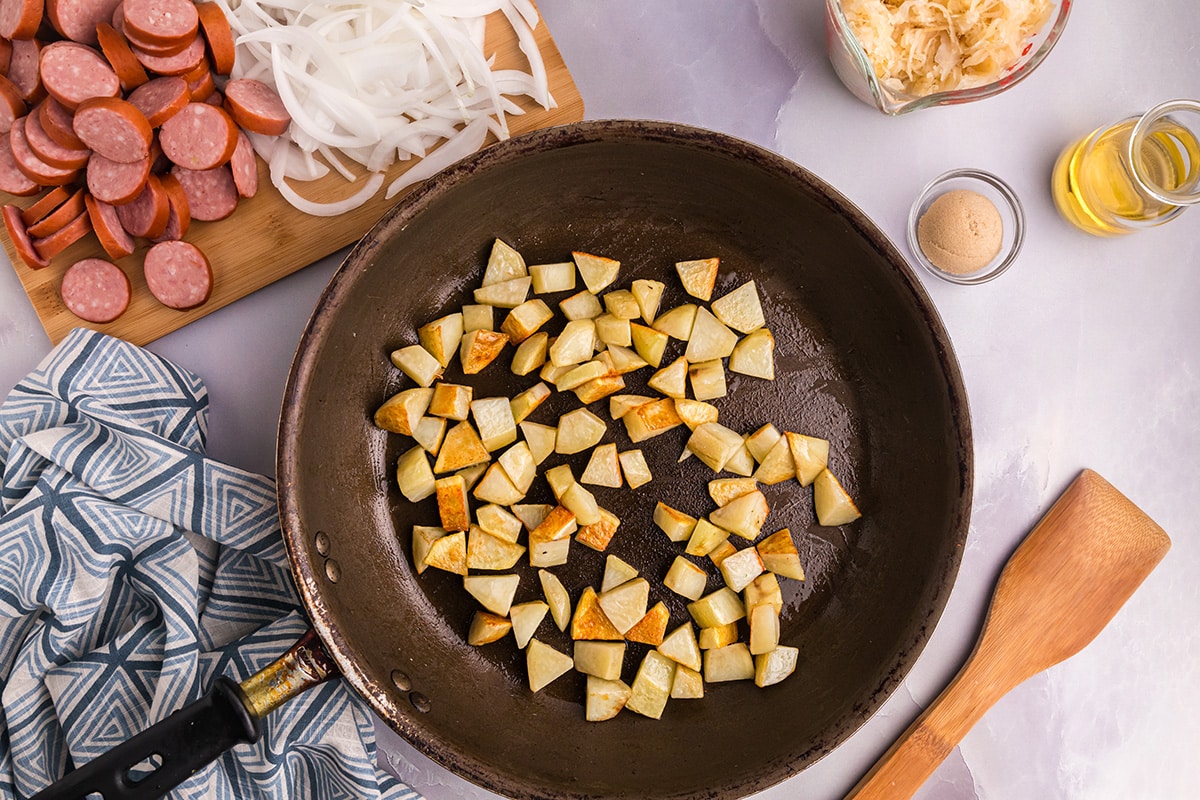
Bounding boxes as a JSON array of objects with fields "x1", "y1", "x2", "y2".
[
  {"x1": 528, "y1": 505, "x2": 577, "y2": 543},
  {"x1": 470, "y1": 397, "x2": 517, "y2": 452},
  {"x1": 653, "y1": 503, "x2": 697, "y2": 543},
  {"x1": 559, "y1": 290, "x2": 604, "y2": 321},
  {"x1": 509, "y1": 382, "x2": 550, "y2": 426},
  {"x1": 671, "y1": 664, "x2": 704, "y2": 699},
  {"x1": 396, "y1": 445, "x2": 436, "y2": 502},
  {"x1": 526, "y1": 638, "x2": 574, "y2": 692},
  {"x1": 675, "y1": 257, "x2": 718, "y2": 301},
  {"x1": 744, "y1": 572, "x2": 784, "y2": 616},
  {"x1": 753, "y1": 436, "x2": 796, "y2": 485},
  {"x1": 605, "y1": 344, "x2": 649, "y2": 374},
  {"x1": 687, "y1": 423, "x2": 745, "y2": 472},
  {"x1": 390, "y1": 344, "x2": 443, "y2": 388},
  {"x1": 755, "y1": 645, "x2": 799, "y2": 688},
  {"x1": 464, "y1": 573, "x2": 520, "y2": 616},
  {"x1": 708, "y1": 477, "x2": 758, "y2": 507},
  {"x1": 744, "y1": 424, "x2": 782, "y2": 464},
  {"x1": 482, "y1": 238, "x2": 527, "y2": 285},
  {"x1": 609, "y1": 394, "x2": 653, "y2": 420},
  {"x1": 461, "y1": 304, "x2": 493, "y2": 332},
  {"x1": 474, "y1": 276, "x2": 532, "y2": 308},
  {"x1": 707, "y1": 539, "x2": 738, "y2": 568},
  {"x1": 709, "y1": 490, "x2": 770, "y2": 541},
  {"x1": 659, "y1": 623, "x2": 702, "y2": 672},
  {"x1": 574, "y1": 640, "x2": 626, "y2": 681},
  {"x1": 459, "y1": 329, "x2": 508, "y2": 374},
  {"x1": 423, "y1": 530, "x2": 467, "y2": 575},
  {"x1": 467, "y1": 526, "x2": 526, "y2": 570},
  {"x1": 497, "y1": 441, "x2": 536, "y2": 495},
  {"x1": 428, "y1": 383, "x2": 472, "y2": 421},
  {"x1": 513, "y1": 503, "x2": 552, "y2": 531},
  {"x1": 597, "y1": 577, "x2": 650, "y2": 635},
  {"x1": 698, "y1": 622, "x2": 739, "y2": 650},
  {"x1": 647, "y1": 356, "x2": 688, "y2": 398},
  {"x1": 687, "y1": 587, "x2": 746, "y2": 628},
  {"x1": 556, "y1": 359, "x2": 609, "y2": 391},
  {"x1": 374, "y1": 387, "x2": 433, "y2": 435},
  {"x1": 664, "y1": 555, "x2": 708, "y2": 601},
  {"x1": 785, "y1": 432, "x2": 830, "y2": 487},
  {"x1": 476, "y1": 504, "x2": 522, "y2": 543},
  {"x1": 562, "y1": 482, "x2": 601, "y2": 526},
  {"x1": 626, "y1": 601, "x2": 669, "y2": 646},
  {"x1": 538, "y1": 568, "x2": 572, "y2": 631},
  {"x1": 618, "y1": 450, "x2": 652, "y2": 489},
  {"x1": 729, "y1": 328, "x2": 775, "y2": 380},
  {"x1": 630, "y1": 323, "x2": 669, "y2": 367},
  {"x1": 473, "y1": 463, "x2": 523, "y2": 505},
  {"x1": 688, "y1": 359, "x2": 727, "y2": 401},
  {"x1": 511, "y1": 331, "x2": 549, "y2": 376},
  {"x1": 748, "y1": 603, "x2": 780, "y2": 655},
  {"x1": 813, "y1": 468, "x2": 862, "y2": 526},
  {"x1": 467, "y1": 610, "x2": 512, "y2": 646},
  {"x1": 519, "y1": 420, "x2": 556, "y2": 465},
  {"x1": 631, "y1": 279, "x2": 665, "y2": 323},
  {"x1": 550, "y1": 319, "x2": 597, "y2": 366},
  {"x1": 571, "y1": 586, "x2": 623, "y2": 640},
  {"x1": 600, "y1": 289, "x2": 638, "y2": 319},
  {"x1": 574, "y1": 374, "x2": 626, "y2": 405},
  {"x1": 413, "y1": 416, "x2": 446, "y2": 455},
  {"x1": 418, "y1": 313, "x2": 465, "y2": 368},
  {"x1": 723, "y1": 443, "x2": 756, "y2": 477},
  {"x1": 581, "y1": 443, "x2": 622, "y2": 488},
  {"x1": 456, "y1": 462, "x2": 488, "y2": 491},
  {"x1": 510, "y1": 600, "x2": 549, "y2": 649},
  {"x1": 757, "y1": 528, "x2": 805, "y2": 580},
  {"x1": 543, "y1": 463, "x2": 575, "y2": 502},
  {"x1": 674, "y1": 398, "x2": 719, "y2": 430},
  {"x1": 530, "y1": 537, "x2": 570, "y2": 568},
  {"x1": 573, "y1": 250, "x2": 620, "y2": 294},
  {"x1": 556, "y1": 408, "x2": 606, "y2": 454},
  {"x1": 435, "y1": 475, "x2": 471, "y2": 531},
  {"x1": 625, "y1": 650, "x2": 676, "y2": 719},
  {"x1": 586, "y1": 675, "x2": 631, "y2": 722},
  {"x1": 711, "y1": 280, "x2": 765, "y2": 334},
  {"x1": 599, "y1": 554, "x2": 639, "y2": 593},
  {"x1": 500, "y1": 299, "x2": 554, "y2": 343},
  {"x1": 594, "y1": 313, "x2": 632, "y2": 347},
  {"x1": 719, "y1": 546, "x2": 765, "y2": 593},
  {"x1": 411, "y1": 525, "x2": 445, "y2": 574},
  {"x1": 623, "y1": 398, "x2": 682, "y2": 442},
  {"x1": 529, "y1": 261, "x2": 576, "y2": 294},
  {"x1": 576, "y1": 507, "x2": 620, "y2": 551},
  {"x1": 540, "y1": 359, "x2": 570, "y2": 385},
  {"x1": 704, "y1": 643, "x2": 755, "y2": 683},
  {"x1": 684, "y1": 307, "x2": 737, "y2": 363},
  {"x1": 652, "y1": 303, "x2": 697, "y2": 340},
  {"x1": 685, "y1": 517, "x2": 730, "y2": 557}
]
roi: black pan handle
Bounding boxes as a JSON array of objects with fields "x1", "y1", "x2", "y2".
[{"x1": 31, "y1": 629, "x2": 339, "y2": 800}]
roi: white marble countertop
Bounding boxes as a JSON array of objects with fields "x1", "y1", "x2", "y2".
[{"x1": 2, "y1": 1, "x2": 1198, "y2": 798}]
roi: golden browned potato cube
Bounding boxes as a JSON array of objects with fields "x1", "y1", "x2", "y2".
[
  {"x1": 467, "y1": 610, "x2": 512, "y2": 646},
  {"x1": 418, "y1": 312, "x2": 464, "y2": 368},
  {"x1": 374, "y1": 387, "x2": 433, "y2": 435},
  {"x1": 428, "y1": 383, "x2": 472, "y2": 421},
  {"x1": 435, "y1": 475, "x2": 470, "y2": 531},
  {"x1": 459, "y1": 329, "x2": 508, "y2": 374},
  {"x1": 500, "y1": 298, "x2": 554, "y2": 343},
  {"x1": 626, "y1": 601, "x2": 669, "y2": 646},
  {"x1": 573, "y1": 250, "x2": 620, "y2": 293},
  {"x1": 571, "y1": 586, "x2": 623, "y2": 641},
  {"x1": 675, "y1": 257, "x2": 718, "y2": 301}
]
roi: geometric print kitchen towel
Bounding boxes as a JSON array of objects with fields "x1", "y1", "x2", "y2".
[{"x1": 0, "y1": 328, "x2": 422, "y2": 800}]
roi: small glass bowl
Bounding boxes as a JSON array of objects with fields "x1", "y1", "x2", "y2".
[
  {"x1": 825, "y1": 0, "x2": 1072, "y2": 115},
  {"x1": 906, "y1": 169, "x2": 1025, "y2": 285}
]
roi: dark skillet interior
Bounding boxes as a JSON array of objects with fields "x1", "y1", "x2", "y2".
[{"x1": 277, "y1": 120, "x2": 972, "y2": 800}]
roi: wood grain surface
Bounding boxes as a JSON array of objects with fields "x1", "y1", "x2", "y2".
[{"x1": 1, "y1": 6, "x2": 584, "y2": 346}]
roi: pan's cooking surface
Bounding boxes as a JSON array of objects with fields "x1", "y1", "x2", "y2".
[{"x1": 277, "y1": 121, "x2": 972, "y2": 800}]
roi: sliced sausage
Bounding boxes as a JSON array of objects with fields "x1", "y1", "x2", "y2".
[
  {"x1": 46, "y1": 0, "x2": 123, "y2": 46},
  {"x1": 86, "y1": 153, "x2": 151, "y2": 204},
  {"x1": 116, "y1": 174, "x2": 169, "y2": 238},
  {"x1": 0, "y1": 75, "x2": 26, "y2": 134},
  {"x1": 38, "y1": 97, "x2": 85, "y2": 149},
  {"x1": 2, "y1": 203, "x2": 47, "y2": 266},
  {"x1": 0, "y1": 0, "x2": 42, "y2": 40},
  {"x1": 9, "y1": 116, "x2": 79, "y2": 186},
  {"x1": 187, "y1": 68, "x2": 215, "y2": 102},
  {"x1": 229, "y1": 130, "x2": 257, "y2": 199},
  {"x1": 122, "y1": 0, "x2": 199, "y2": 48},
  {"x1": 8, "y1": 38, "x2": 44, "y2": 104},
  {"x1": 27, "y1": 186, "x2": 86, "y2": 237},
  {"x1": 96, "y1": 22, "x2": 150, "y2": 90},
  {"x1": 223, "y1": 79, "x2": 291, "y2": 137},
  {"x1": 159, "y1": 102, "x2": 237, "y2": 170},
  {"x1": 61, "y1": 258, "x2": 130, "y2": 323},
  {"x1": 153, "y1": 171, "x2": 190, "y2": 240},
  {"x1": 196, "y1": 2, "x2": 235, "y2": 75},
  {"x1": 0, "y1": 36, "x2": 11, "y2": 73},
  {"x1": 126, "y1": 75, "x2": 188, "y2": 127},
  {"x1": 39, "y1": 41, "x2": 121, "y2": 110},
  {"x1": 131, "y1": 34, "x2": 206, "y2": 76},
  {"x1": 143, "y1": 239, "x2": 212, "y2": 310},
  {"x1": 31, "y1": 206, "x2": 91, "y2": 260},
  {"x1": 84, "y1": 192, "x2": 136, "y2": 259},
  {"x1": 0, "y1": 130, "x2": 40, "y2": 195},
  {"x1": 24, "y1": 106, "x2": 91, "y2": 169},
  {"x1": 72, "y1": 97, "x2": 153, "y2": 163},
  {"x1": 171, "y1": 163, "x2": 237, "y2": 221},
  {"x1": 21, "y1": 185, "x2": 72, "y2": 225}
]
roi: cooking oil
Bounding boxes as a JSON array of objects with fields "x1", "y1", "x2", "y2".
[{"x1": 1052, "y1": 103, "x2": 1200, "y2": 236}]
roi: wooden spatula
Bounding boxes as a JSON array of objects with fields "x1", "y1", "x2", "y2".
[{"x1": 846, "y1": 469, "x2": 1171, "y2": 800}]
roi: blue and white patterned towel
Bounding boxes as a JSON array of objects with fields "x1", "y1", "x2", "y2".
[{"x1": 0, "y1": 328, "x2": 422, "y2": 800}]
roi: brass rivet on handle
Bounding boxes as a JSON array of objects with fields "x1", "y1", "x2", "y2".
[
  {"x1": 391, "y1": 670, "x2": 412, "y2": 692},
  {"x1": 324, "y1": 558, "x2": 341, "y2": 583},
  {"x1": 314, "y1": 530, "x2": 330, "y2": 556}
]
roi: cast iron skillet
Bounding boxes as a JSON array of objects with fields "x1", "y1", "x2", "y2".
[{"x1": 273, "y1": 120, "x2": 972, "y2": 799}]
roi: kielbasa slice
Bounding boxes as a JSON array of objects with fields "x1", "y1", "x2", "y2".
[
  {"x1": 2, "y1": 203, "x2": 47, "y2": 266},
  {"x1": 196, "y1": 2, "x2": 235, "y2": 75},
  {"x1": 0, "y1": 129, "x2": 40, "y2": 195},
  {"x1": 143, "y1": 239, "x2": 212, "y2": 310},
  {"x1": 46, "y1": 0, "x2": 123, "y2": 47},
  {"x1": 171, "y1": 163, "x2": 237, "y2": 221},
  {"x1": 27, "y1": 186, "x2": 85, "y2": 237},
  {"x1": 84, "y1": 191, "x2": 136, "y2": 259},
  {"x1": 8, "y1": 38, "x2": 45, "y2": 103},
  {"x1": 86, "y1": 152, "x2": 151, "y2": 204},
  {"x1": 159, "y1": 102, "x2": 237, "y2": 169},
  {"x1": 9, "y1": 115, "x2": 79, "y2": 185},
  {"x1": 31, "y1": 206, "x2": 91, "y2": 260},
  {"x1": 229, "y1": 130, "x2": 258, "y2": 198},
  {"x1": 126, "y1": 75, "x2": 189, "y2": 126},
  {"x1": 131, "y1": 34, "x2": 206, "y2": 77},
  {"x1": 73, "y1": 96, "x2": 153, "y2": 163},
  {"x1": 122, "y1": 0, "x2": 199, "y2": 48},
  {"x1": 223, "y1": 79, "x2": 291, "y2": 137},
  {"x1": 24, "y1": 106, "x2": 91, "y2": 169},
  {"x1": 61, "y1": 258, "x2": 131, "y2": 323},
  {"x1": 38, "y1": 97, "x2": 85, "y2": 149},
  {"x1": 0, "y1": 75, "x2": 26, "y2": 134},
  {"x1": 153, "y1": 171, "x2": 190, "y2": 240},
  {"x1": 21, "y1": 185, "x2": 72, "y2": 225},
  {"x1": 39, "y1": 41, "x2": 121, "y2": 110},
  {"x1": 0, "y1": 0, "x2": 42, "y2": 40},
  {"x1": 116, "y1": 174, "x2": 170, "y2": 238},
  {"x1": 96, "y1": 22, "x2": 150, "y2": 90}
]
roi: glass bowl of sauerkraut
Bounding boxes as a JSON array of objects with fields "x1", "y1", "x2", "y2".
[{"x1": 825, "y1": 0, "x2": 1071, "y2": 115}]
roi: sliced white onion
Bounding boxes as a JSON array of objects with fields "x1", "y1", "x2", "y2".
[{"x1": 219, "y1": 0, "x2": 553, "y2": 216}]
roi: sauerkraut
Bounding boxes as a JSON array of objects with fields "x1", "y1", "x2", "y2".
[{"x1": 842, "y1": 0, "x2": 1054, "y2": 97}]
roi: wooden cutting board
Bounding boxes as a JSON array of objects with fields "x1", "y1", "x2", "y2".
[{"x1": 2, "y1": 6, "x2": 584, "y2": 347}]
